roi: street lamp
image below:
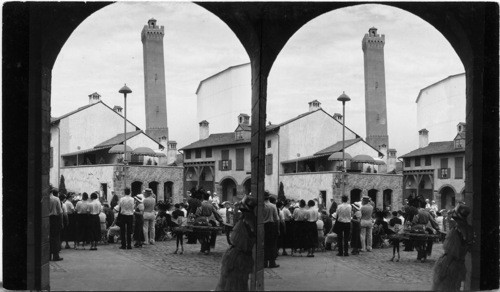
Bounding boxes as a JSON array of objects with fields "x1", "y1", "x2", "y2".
[
  {"x1": 337, "y1": 91, "x2": 350, "y2": 197},
  {"x1": 119, "y1": 84, "x2": 132, "y2": 190}
]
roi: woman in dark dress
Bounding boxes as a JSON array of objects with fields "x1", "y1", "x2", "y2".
[
  {"x1": 133, "y1": 195, "x2": 145, "y2": 247},
  {"x1": 74, "y1": 192, "x2": 90, "y2": 249},
  {"x1": 186, "y1": 190, "x2": 202, "y2": 244},
  {"x1": 350, "y1": 203, "x2": 362, "y2": 255}
]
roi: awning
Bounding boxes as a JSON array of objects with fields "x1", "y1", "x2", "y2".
[
  {"x1": 61, "y1": 146, "x2": 111, "y2": 157},
  {"x1": 132, "y1": 147, "x2": 166, "y2": 157},
  {"x1": 108, "y1": 144, "x2": 133, "y2": 154},
  {"x1": 352, "y1": 154, "x2": 376, "y2": 164},
  {"x1": 328, "y1": 152, "x2": 352, "y2": 161},
  {"x1": 281, "y1": 153, "x2": 330, "y2": 164}
]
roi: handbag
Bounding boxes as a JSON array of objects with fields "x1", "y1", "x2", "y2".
[{"x1": 115, "y1": 206, "x2": 123, "y2": 227}]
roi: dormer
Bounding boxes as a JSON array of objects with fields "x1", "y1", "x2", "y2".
[
  {"x1": 234, "y1": 125, "x2": 251, "y2": 141},
  {"x1": 454, "y1": 122, "x2": 466, "y2": 149},
  {"x1": 88, "y1": 92, "x2": 101, "y2": 104}
]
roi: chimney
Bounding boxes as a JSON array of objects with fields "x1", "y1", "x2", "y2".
[
  {"x1": 308, "y1": 100, "x2": 321, "y2": 112},
  {"x1": 387, "y1": 148, "x2": 397, "y2": 173},
  {"x1": 419, "y1": 128, "x2": 429, "y2": 148},
  {"x1": 199, "y1": 120, "x2": 209, "y2": 140},
  {"x1": 113, "y1": 105, "x2": 123, "y2": 115},
  {"x1": 333, "y1": 113, "x2": 343, "y2": 123},
  {"x1": 238, "y1": 113, "x2": 250, "y2": 126},
  {"x1": 159, "y1": 135, "x2": 168, "y2": 148},
  {"x1": 88, "y1": 92, "x2": 101, "y2": 104},
  {"x1": 167, "y1": 141, "x2": 178, "y2": 164},
  {"x1": 379, "y1": 143, "x2": 388, "y2": 154}
]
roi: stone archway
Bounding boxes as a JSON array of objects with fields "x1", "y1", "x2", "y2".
[
  {"x1": 368, "y1": 189, "x2": 378, "y2": 205},
  {"x1": 350, "y1": 188, "x2": 362, "y2": 203},
  {"x1": 243, "y1": 177, "x2": 251, "y2": 195},
  {"x1": 383, "y1": 189, "x2": 393, "y2": 210},
  {"x1": 131, "y1": 181, "x2": 143, "y2": 197},
  {"x1": 149, "y1": 181, "x2": 159, "y2": 201},
  {"x1": 5, "y1": 2, "x2": 498, "y2": 290},
  {"x1": 164, "y1": 181, "x2": 173, "y2": 202},
  {"x1": 220, "y1": 177, "x2": 238, "y2": 203},
  {"x1": 440, "y1": 185, "x2": 457, "y2": 210}
]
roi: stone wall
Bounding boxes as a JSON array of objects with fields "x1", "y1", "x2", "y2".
[
  {"x1": 126, "y1": 165, "x2": 184, "y2": 203},
  {"x1": 343, "y1": 172, "x2": 403, "y2": 210}
]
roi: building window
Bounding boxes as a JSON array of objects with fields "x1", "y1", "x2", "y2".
[
  {"x1": 50, "y1": 147, "x2": 53, "y2": 168},
  {"x1": 415, "y1": 156, "x2": 421, "y2": 167},
  {"x1": 267, "y1": 140, "x2": 271, "y2": 148},
  {"x1": 439, "y1": 168, "x2": 449, "y2": 179},
  {"x1": 219, "y1": 149, "x2": 231, "y2": 171},
  {"x1": 440, "y1": 158, "x2": 448, "y2": 168},
  {"x1": 185, "y1": 149, "x2": 191, "y2": 159},
  {"x1": 206, "y1": 147, "x2": 212, "y2": 158},
  {"x1": 236, "y1": 148, "x2": 244, "y2": 171},
  {"x1": 404, "y1": 158, "x2": 410, "y2": 167},
  {"x1": 425, "y1": 156, "x2": 431, "y2": 166},
  {"x1": 265, "y1": 154, "x2": 273, "y2": 175},
  {"x1": 455, "y1": 156, "x2": 464, "y2": 179},
  {"x1": 195, "y1": 149, "x2": 201, "y2": 159}
]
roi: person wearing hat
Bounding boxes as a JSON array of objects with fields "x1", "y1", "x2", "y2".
[
  {"x1": 360, "y1": 196, "x2": 374, "y2": 252},
  {"x1": 432, "y1": 204, "x2": 473, "y2": 291},
  {"x1": 142, "y1": 188, "x2": 156, "y2": 245},
  {"x1": 350, "y1": 201, "x2": 362, "y2": 255},
  {"x1": 133, "y1": 194, "x2": 145, "y2": 247},
  {"x1": 263, "y1": 191, "x2": 280, "y2": 268}
]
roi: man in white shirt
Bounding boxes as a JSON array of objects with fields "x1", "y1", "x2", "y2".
[
  {"x1": 118, "y1": 188, "x2": 135, "y2": 249},
  {"x1": 335, "y1": 195, "x2": 352, "y2": 257}
]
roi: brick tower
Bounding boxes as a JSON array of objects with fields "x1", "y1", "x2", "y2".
[
  {"x1": 362, "y1": 27, "x2": 388, "y2": 152},
  {"x1": 141, "y1": 18, "x2": 169, "y2": 142}
]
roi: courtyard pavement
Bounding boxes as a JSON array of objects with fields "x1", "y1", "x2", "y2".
[{"x1": 50, "y1": 236, "x2": 442, "y2": 291}]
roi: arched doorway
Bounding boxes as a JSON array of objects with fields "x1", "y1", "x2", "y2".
[
  {"x1": 440, "y1": 186, "x2": 456, "y2": 210},
  {"x1": 149, "y1": 181, "x2": 159, "y2": 201},
  {"x1": 383, "y1": 189, "x2": 393, "y2": 210},
  {"x1": 243, "y1": 178, "x2": 251, "y2": 195},
  {"x1": 368, "y1": 189, "x2": 378, "y2": 205},
  {"x1": 220, "y1": 177, "x2": 237, "y2": 203},
  {"x1": 131, "y1": 181, "x2": 143, "y2": 197},
  {"x1": 164, "y1": 181, "x2": 173, "y2": 202},
  {"x1": 350, "y1": 188, "x2": 362, "y2": 203}
]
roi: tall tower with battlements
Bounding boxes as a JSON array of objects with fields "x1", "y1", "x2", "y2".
[
  {"x1": 362, "y1": 27, "x2": 389, "y2": 152},
  {"x1": 141, "y1": 18, "x2": 169, "y2": 142}
]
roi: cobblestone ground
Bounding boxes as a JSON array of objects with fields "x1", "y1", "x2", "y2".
[{"x1": 51, "y1": 235, "x2": 442, "y2": 290}]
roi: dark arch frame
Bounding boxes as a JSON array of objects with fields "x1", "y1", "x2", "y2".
[{"x1": 3, "y1": 2, "x2": 497, "y2": 290}]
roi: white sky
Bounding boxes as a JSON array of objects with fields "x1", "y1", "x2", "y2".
[{"x1": 51, "y1": 2, "x2": 465, "y2": 156}]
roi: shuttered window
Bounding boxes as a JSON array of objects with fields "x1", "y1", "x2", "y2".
[
  {"x1": 221, "y1": 150, "x2": 229, "y2": 160},
  {"x1": 404, "y1": 158, "x2": 410, "y2": 167},
  {"x1": 236, "y1": 148, "x2": 244, "y2": 170},
  {"x1": 185, "y1": 149, "x2": 191, "y2": 159},
  {"x1": 425, "y1": 156, "x2": 431, "y2": 166},
  {"x1": 195, "y1": 149, "x2": 201, "y2": 158},
  {"x1": 455, "y1": 157, "x2": 464, "y2": 179},
  {"x1": 220, "y1": 149, "x2": 231, "y2": 171},
  {"x1": 440, "y1": 158, "x2": 448, "y2": 168},
  {"x1": 206, "y1": 147, "x2": 212, "y2": 158},
  {"x1": 415, "y1": 156, "x2": 421, "y2": 167},
  {"x1": 265, "y1": 154, "x2": 273, "y2": 175}
]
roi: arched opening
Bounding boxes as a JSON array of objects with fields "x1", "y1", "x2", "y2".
[
  {"x1": 7, "y1": 2, "x2": 497, "y2": 291},
  {"x1": 383, "y1": 189, "x2": 393, "y2": 210},
  {"x1": 164, "y1": 181, "x2": 173, "y2": 202},
  {"x1": 368, "y1": 189, "x2": 378, "y2": 205},
  {"x1": 220, "y1": 177, "x2": 237, "y2": 203},
  {"x1": 350, "y1": 188, "x2": 362, "y2": 203},
  {"x1": 131, "y1": 181, "x2": 143, "y2": 197},
  {"x1": 418, "y1": 175, "x2": 433, "y2": 201},
  {"x1": 440, "y1": 186, "x2": 456, "y2": 210},
  {"x1": 243, "y1": 178, "x2": 251, "y2": 195},
  {"x1": 148, "y1": 181, "x2": 159, "y2": 201}
]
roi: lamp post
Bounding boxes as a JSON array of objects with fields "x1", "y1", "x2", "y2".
[
  {"x1": 337, "y1": 91, "x2": 350, "y2": 197},
  {"x1": 119, "y1": 84, "x2": 132, "y2": 190}
]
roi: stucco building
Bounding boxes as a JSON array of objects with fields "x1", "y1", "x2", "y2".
[
  {"x1": 416, "y1": 73, "x2": 466, "y2": 143},
  {"x1": 183, "y1": 100, "x2": 403, "y2": 210},
  {"x1": 400, "y1": 123, "x2": 466, "y2": 210},
  {"x1": 50, "y1": 95, "x2": 183, "y2": 203},
  {"x1": 196, "y1": 63, "x2": 251, "y2": 135}
]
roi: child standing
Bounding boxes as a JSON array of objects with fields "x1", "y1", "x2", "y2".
[{"x1": 172, "y1": 203, "x2": 186, "y2": 254}]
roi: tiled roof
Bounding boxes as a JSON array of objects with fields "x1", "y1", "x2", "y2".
[
  {"x1": 236, "y1": 124, "x2": 251, "y2": 131},
  {"x1": 314, "y1": 138, "x2": 363, "y2": 156},
  {"x1": 399, "y1": 141, "x2": 464, "y2": 158},
  {"x1": 94, "y1": 130, "x2": 143, "y2": 148},
  {"x1": 180, "y1": 132, "x2": 250, "y2": 150}
]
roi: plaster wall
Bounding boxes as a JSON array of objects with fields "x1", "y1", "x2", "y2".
[
  {"x1": 279, "y1": 172, "x2": 334, "y2": 204},
  {"x1": 197, "y1": 64, "x2": 251, "y2": 134},
  {"x1": 59, "y1": 102, "x2": 137, "y2": 155},
  {"x1": 279, "y1": 110, "x2": 357, "y2": 161},
  {"x1": 416, "y1": 74, "x2": 466, "y2": 142},
  {"x1": 264, "y1": 132, "x2": 280, "y2": 195},
  {"x1": 60, "y1": 165, "x2": 116, "y2": 199},
  {"x1": 50, "y1": 126, "x2": 60, "y2": 187}
]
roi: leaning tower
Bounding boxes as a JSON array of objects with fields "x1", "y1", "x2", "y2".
[
  {"x1": 362, "y1": 27, "x2": 389, "y2": 152},
  {"x1": 141, "y1": 18, "x2": 169, "y2": 142}
]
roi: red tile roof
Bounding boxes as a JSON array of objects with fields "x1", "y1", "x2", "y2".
[{"x1": 400, "y1": 141, "x2": 464, "y2": 158}]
